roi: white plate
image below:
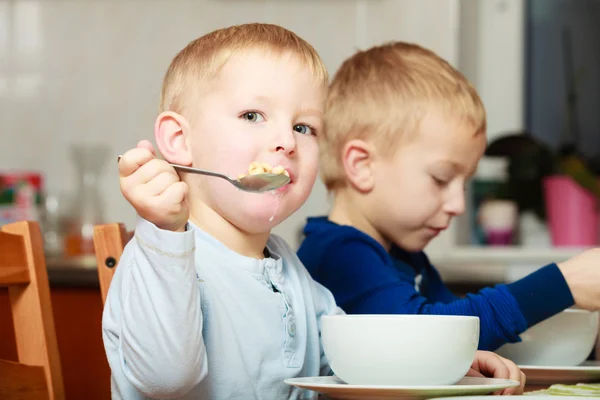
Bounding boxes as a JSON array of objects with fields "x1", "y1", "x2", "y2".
[
  {"x1": 519, "y1": 361, "x2": 600, "y2": 385},
  {"x1": 284, "y1": 376, "x2": 519, "y2": 400},
  {"x1": 430, "y1": 397, "x2": 583, "y2": 400}
]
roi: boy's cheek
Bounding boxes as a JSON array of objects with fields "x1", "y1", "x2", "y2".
[
  {"x1": 300, "y1": 161, "x2": 319, "y2": 193},
  {"x1": 196, "y1": 145, "x2": 253, "y2": 177}
]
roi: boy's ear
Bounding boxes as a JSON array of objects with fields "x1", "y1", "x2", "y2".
[
  {"x1": 154, "y1": 111, "x2": 193, "y2": 165},
  {"x1": 341, "y1": 139, "x2": 376, "y2": 193}
]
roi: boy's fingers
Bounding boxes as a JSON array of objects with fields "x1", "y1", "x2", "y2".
[
  {"x1": 502, "y1": 369, "x2": 526, "y2": 395},
  {"x1": 119, "y1": 148, "x2": 155, "y2": 177},
  {"x1": 144, "y1": 171, "x2": 180, "y2": 197},
  {"x1": 465, "y1": 368, "x2": 485, "y2": 378},
  {"x1": 128, "y1": 158, "x2": 175, "y2": 186},
  {"x1": 136, "y1": 140, "x2": 156, "y2": 155},
  {"x1": 158, "y1": 181, "x2": 188, "y2": 207},
  {"x1": 473, "y1": 351, "x2": 510, "y2": 379},
  {"x1": 519, "y1": 371, "x2": 527, "y2": 393},
  {"x1": 495, "y1": 355, "x2": 524, "y2": 395}
]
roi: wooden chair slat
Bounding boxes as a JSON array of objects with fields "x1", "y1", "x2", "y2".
[
  {"x1": 0, "y1": 231, "x2": 30, "y2": 284},
  {"x1": 0, "y1": 359, "x2": 50, "y2": 400},
  {"x1": 0, "y1": 221, "x2": 65, "y2": 400},
  {"x1": 93, "y1": 223, "x2": 131, "y2": 304}
]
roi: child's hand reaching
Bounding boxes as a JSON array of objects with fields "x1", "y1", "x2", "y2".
[
  {"x1": 119, "y1": 140, "x2": 189, "y2": 232},
  {"x1": 558, "y1": 248, "x2": 600, "y2": 311},
  {"x1": 466, "y1": 350, "x2": 526, "y2": 395}
]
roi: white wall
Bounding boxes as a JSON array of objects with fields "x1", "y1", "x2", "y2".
[
  {"x1": 0, "y1": 0, "x2": 465, "y2": 248},
  {"x1": 2, "y1": 0, "x2": 528, "y2": 252},
  {"x1": 436, "y1": 0, "x2": 526, "y2": 255},
  {"x1": 464, "y1": 0, "x2": 525, "y2": 143}
]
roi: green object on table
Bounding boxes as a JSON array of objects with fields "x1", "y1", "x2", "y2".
[{"x1": 525, "y1": 383, "x2": 600, "y2": 397}]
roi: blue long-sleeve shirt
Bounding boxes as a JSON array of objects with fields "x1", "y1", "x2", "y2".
[{"x1": 297, "y1": 217, "x2": 575, "y2": 351}]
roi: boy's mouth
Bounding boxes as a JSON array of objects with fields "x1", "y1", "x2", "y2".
[
  {"x1": 283, "y1": 168, "x2": 295, "y2": 184},
  {"x1": 273, "y1": 169, "x2": 294, "y2": 193},
  {"x1": 428, "y1": 226, "x2": 447, "y2": 235}
]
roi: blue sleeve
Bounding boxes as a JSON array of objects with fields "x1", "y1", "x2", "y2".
[
  {"x1": 505, "y1": 263, "x2": 574, "y2": 328},
  {"x1": 314, "y1": 238, "x2": 529, "y2": 351},
  {"x1": 420, "y1": 255, "x2": 461, "y2": 303},
  {"x1": 424, "y1": 258, "x2": 574, "y2": 328}
]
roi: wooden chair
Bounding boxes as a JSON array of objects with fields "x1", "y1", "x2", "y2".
[
  {"x1": 93, "y1": 224, "x2": 132, "y2": 304},
  {"x1": 0, "y1": 221, "x2": 65, "y2": 400}
]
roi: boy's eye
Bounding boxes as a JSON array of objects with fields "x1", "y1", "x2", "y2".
[
  {"x1": 241, "y1": 112, "x2": 265, "y2": 122},
  {"x1": 293, "y1": 124, "x2": 314, "y2": 135},
  {"x1": 432, "y1": 176, "x2": 449, "y2": 186}
]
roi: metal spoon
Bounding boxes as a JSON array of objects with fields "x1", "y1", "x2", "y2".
[{"x1": 118, "y1": 156, "x2": 290, "y2": 193}]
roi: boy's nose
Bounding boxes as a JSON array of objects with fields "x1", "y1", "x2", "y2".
[
  {"x1": 271, "y1": 128, "x2": 297, "y2": 156},
  {"x1": 444, "y1": 189, "x2": 466, "y2": 216}
]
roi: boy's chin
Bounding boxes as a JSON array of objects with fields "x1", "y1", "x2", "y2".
[
  {"x1": 396, "y1": 235, "x2": 430, "y2": 253},
  {"x1": 233, "y1": 208, "x2": 294, "y2": 234},
  {"x1": 220, "y1": 191, "x2": 304, "y2": 234}
]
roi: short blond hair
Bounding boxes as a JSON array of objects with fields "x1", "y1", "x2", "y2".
[
  {"x1": 159, "y1": 23, "x2": 328, "y2": 120},
  {"x1": 320, "y1": 41, "x2": 486, "y2": 190}
]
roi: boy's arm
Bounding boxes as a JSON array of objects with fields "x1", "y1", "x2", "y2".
[
  {"x1": 313, "y1": 238, "x2": 574, "y2": 351},
  {"x1": 107, "y1": 217, "x2": 207, "y2": 398},
  {"x1": 414, "y1": 252, "x2": 460, "y2": 303}
]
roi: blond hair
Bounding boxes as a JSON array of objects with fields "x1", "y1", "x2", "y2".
[
  {"x1": 159, "y1": 23, "x2": 328, "y2": 120},
  {"x1": 320, "y1": 41, "x2": 486, "y2": 190}
]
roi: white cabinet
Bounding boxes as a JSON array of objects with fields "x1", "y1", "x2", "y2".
[{"x1": 426, "y1": 0, "x2": 528, "y2": 259}]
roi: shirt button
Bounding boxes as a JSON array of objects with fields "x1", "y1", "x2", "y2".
[{"x1": 289, "y1": 322, "x2": 296, "y2": 336}]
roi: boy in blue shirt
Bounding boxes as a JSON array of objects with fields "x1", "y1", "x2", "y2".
[{"x1": 298, "y1": 41, "x2": 600, "y2": 353}]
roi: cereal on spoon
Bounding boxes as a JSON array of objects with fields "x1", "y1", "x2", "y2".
[{"x1": 238, "y1": 161, "x2": 290, "y2": 180}]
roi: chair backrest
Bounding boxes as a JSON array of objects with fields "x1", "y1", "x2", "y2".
[
  {"x1": 0, "y1": 221, "x2": 65, "y2": 400},
  {"x1": 93, "y1": 223, "x2": 132, "y2": 304}
]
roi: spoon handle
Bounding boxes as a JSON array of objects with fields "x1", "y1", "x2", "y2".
[
  {"x1": 169, "y1": 163, "x2": 232, "y2": 181},
  {"x1": 117, "y1": 155, "x2": 233, "y2": 181}
]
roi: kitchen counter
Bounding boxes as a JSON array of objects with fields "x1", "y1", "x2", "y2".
[
  {"x1": 46, "y1": 255, "x2": 100, "y2": 287},
  {"x1": 46, "y1": 255, "x2": 506, "y2": 288},
  {"x1": 46, "y1": 245, "x2": 582, "y2": 289}
]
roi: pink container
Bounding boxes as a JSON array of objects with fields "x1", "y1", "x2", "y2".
[{"x1": 544, "y1": 176, "x2": 599, "y2": 247}]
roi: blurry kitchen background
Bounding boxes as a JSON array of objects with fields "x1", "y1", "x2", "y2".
[{"x1": 1, "y1": 0, "x2": 599, "y2": 284}]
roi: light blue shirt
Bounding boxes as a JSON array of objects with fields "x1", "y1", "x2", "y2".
[{"x1": 102, "y1": 217, "x2": 342, "y2": 399}]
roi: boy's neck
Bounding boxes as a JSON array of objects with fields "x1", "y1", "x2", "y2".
[
  {"x1": 189, "y1": 202, "x2": 270, "y2": 260},
  {"x1": 329, "y1": 189, "x2": 391, "y2": 251}
]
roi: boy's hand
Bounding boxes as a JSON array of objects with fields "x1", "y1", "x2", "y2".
[
  {"x1": 466, "y1": 350, "x2": 525, "y2": 395},
  {"x1": 119, "y1": 140, "x2": 189, "y2": 232},
  {"x1": 558, "y1": 248, "x2": 600, "y2": 310}
]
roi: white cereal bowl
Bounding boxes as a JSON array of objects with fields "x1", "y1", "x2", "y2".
[
  {"x1": 496, "y1": 308, "x2": 599, "y2": 366},
  {"x1": 321, "y1": 314, "x2": 480, "y2": 386}
]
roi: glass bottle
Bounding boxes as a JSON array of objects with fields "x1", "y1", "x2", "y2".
[{"x1": 64, "y1": 144, "x2": 109, "y2": 257}]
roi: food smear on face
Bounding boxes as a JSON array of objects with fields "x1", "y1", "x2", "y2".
[{"x1": 269, "y1": 191, "x2": 283, "y2": 222}]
